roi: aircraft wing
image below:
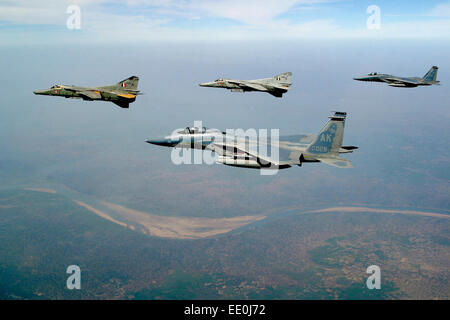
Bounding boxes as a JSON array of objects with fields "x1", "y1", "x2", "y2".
[
  {"x1": 265, "y1": 83, "x2": 290, "y2": 91},
  {"x1": 63, "y1": 87, "x2": 102, "y2": 100},
  {"x1": 79, "y1": 90, "x2": 102, "y2": 99},
  {"x1": 382, "y1": 77, "x2": 418, "y2": 87},
  {"x1": 227, "y1": 80, "x2": 268, "y2": 91},
  {"x1": 339, "y1": 146, "x2": 358, "y2": 153},
  {"x1": 211, "y1": 137, "x2": 293, "y2": 166},
  {"x1": 280, "y1": 134, "x2": 316, "y2": 144}
]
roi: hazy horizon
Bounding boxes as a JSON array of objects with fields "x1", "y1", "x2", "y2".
[{"x1": 0, "y1": 0, "x2": 449, "y2": 300}]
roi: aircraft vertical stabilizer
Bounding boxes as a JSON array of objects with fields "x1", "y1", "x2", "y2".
[
  {"x1": 116, "y1": 76, "x2": 139, "y2": 90},
  {"x1": 423, "y1": 66, "x2": 438, "y2": 82},
  {"x1": 274, "y1": 72, "x2": 292, "y2": 86},
  {"x1": 306, "y1": 112, "x2": 346, "y2": 156}
]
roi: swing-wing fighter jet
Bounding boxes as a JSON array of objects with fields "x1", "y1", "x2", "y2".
[
  {"x1": 34, "y1": 76, "x2": 140, "y2": 108},
  {"x1": 199, "y1": 72, "x2": 292, "y2": 97}
]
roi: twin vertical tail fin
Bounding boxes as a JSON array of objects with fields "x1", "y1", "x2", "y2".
[
  {"x1": 306, "y1": 112, "x2": 353, "y2": 168},
  {"x1": 117, "y1": 76, "x2": 139, "y2": 91},
  {"x1": 423, "y1": 66, "x2": 439, "y2": 83},
  {"x1": 307, "y1": 112, "x2": 346, "y2": 156},
  {"x1": 274, "y1": 72, "x2": 292, "y2": 87}
]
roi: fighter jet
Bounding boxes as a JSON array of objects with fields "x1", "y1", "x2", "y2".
[
  {"x1": 146, "y1": 112, "x2": 357, "y2": 170},
  {"x1": 199, "y1": 72, "x2": 292, "y2": 97},
  {"x1": 33, "y1": 76, "x2": 140, "y2": 108},
  {"x1": 353, "y1": 66, "x2": 439, "y2": 87}
]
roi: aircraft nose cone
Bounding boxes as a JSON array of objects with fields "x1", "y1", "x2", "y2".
[
  {"x1": 33, "y1": 89, "x2": 49, "y2": 95},
  {"x1": 146, "y1": 139, "x2": 166, "y2": 146},
  {"x1": 146, "y1": 138, "x2": 177, "y2": 147}
]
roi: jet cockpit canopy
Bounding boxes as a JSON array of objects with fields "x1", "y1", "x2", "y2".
[
  {"x1": 179, "y1": 127, "x2": 208, "y2": 134},
  {"x1": 368, "y1": 72, "x2": 378, "y2": 76}
]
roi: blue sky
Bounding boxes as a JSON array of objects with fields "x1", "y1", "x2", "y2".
[{"x1": 0, "y1": 0, "x2": 449, "y2": 43}]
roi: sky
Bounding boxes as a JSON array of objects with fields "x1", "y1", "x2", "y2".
[
  {"x1": 1, "y1": 0, "x2": 450, "y2": 44},
  {"x1": 0, "y1": 1, "x2": 449, "y2": 218},
  {"x1": 0, "y1": 40, "x2": 449, "y2": 217}
]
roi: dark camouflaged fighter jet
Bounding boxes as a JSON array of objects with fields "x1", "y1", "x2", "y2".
[
  {"x1": 353, "y1": 66, "x2": 439, "y2": 88},
  {"x1": 34, "y1": 76, "x2": 140, "y2": 108}
]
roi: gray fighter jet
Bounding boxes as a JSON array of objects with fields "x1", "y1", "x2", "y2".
[
  {"x1": 199, "y1": 72, "x2": 292, "y2": 97},
  {"x1": 34, "y1": 76, "x2": 140, "y2": 108},
  {"x1": 146, "y1": 112, "x2": 357, "y2": 170},
  {"x1": 353, "y1": 66, "x2": 439, "y2": 87}
]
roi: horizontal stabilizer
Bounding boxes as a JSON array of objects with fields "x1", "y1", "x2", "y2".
[
  {"x1": 339, "y1": 145, "x2": 358, "y2": 153},
  {"x1": 113, "y1": 101, "x2": 129, "y2": 108},
  {"x1": 319, "y1": 157, "x2": 353, "y2": 168},
  {"x1": 268, "y1": 91, "x2": 284, "y2": 98}
]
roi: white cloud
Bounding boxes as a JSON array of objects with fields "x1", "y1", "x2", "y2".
[
  {"x1": 0, "y1": 0, "x2": 449, "y2": 44},
  {"x1": 0, "y1": 0, "x2": 331, "y2": 25},
  {"x1": 0, "y1": 1, "x2": 67, "y2": 25},
  {"x1": 190, "y1": 0, "x2": 301, "y2": 25}
]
